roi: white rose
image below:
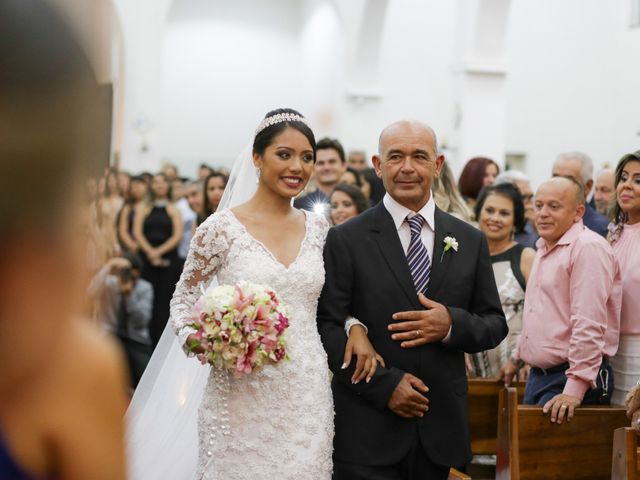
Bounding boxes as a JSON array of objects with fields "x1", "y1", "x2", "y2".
[{"x1": 202, "y1": 284, "x2": 235, "y2": 313}]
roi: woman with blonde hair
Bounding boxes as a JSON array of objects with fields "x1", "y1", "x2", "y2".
[{"x1": 433, "y1": 161, "x2": 473, "y2": 223}]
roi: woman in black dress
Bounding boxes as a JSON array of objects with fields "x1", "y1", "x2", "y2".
[{"x1": 133, "y1": 173, "x2": 183, "y2": 346}]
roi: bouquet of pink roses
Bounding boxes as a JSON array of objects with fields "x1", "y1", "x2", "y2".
[{"x1": 188, "y1": 281, "x2": 290, "y2": 377}]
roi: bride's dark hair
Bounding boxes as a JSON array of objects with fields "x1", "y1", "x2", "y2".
[{"x1": 253, "y1": 108, "x2": 316, "y2": 160}]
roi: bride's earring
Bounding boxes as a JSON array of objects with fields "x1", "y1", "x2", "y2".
[{"x1": 256, "y1": 168, "x2": 261, "y2": 184}]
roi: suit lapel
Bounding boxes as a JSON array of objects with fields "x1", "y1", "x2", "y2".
[
  {"x1": 426, "y1": 208, "x2": 454, "y2": 298},
  {"x1": 370, "y1": 203, "x2": 421, "y2": 309}
]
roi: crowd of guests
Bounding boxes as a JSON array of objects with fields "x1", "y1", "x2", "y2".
[
  {"x1": 457, "y1": 150, "x2": 638, "y2": 427},
  {"x1": 86, "y1": 132, "x2": 639, "y2": 425},
  {"x1": 288, "y1": 139, "x2": 640, "y2": 427},
  {"x1": 85, "y1": 163, "x2": 233, "y2": 385}
]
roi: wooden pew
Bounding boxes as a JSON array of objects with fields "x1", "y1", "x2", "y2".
[
  {"x1": 611, "y1": 427, "x2": 640, "y2": 480},
  {"x1": 496, "y1": 387, "x2": 628, "y2": 479},
  {"x1": 448, "y1": 467, "x2": 471, "y2": 479},
  {"x1": 467, "y1": 378, "x2": 526, "y2": 455}
]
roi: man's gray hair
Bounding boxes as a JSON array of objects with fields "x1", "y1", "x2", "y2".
[
  {"x1": 495, "y1": 169, "x2": 530, "y2": 185},
  {"x1": 556, "y1": 151, "x2": 594, "y2": 183},
  {"x1": 188, "y1": 179, "x2": 204, "y2": 189},
  {"x1": 595, "y1": 167, "x2": 614, "y2": 178}
]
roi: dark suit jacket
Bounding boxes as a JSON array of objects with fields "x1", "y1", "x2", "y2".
[
  {"x1": 515, "y1": 221, "x2": 538, "y2": 250},
  {"x1": 583, "y1": 203, "x2": 609, "y2": 238},
  {"x1": 317, "y1": 202, "x2": 507, "y2": 468}
]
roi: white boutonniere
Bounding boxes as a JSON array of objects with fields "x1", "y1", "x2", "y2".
[{"x1": 440, "y1": 235, "x2": 458, "y2": 262}]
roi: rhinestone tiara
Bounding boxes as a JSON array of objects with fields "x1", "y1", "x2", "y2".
[{"x1": 254, "y1": 112, "x2": 309, "y2": 136}]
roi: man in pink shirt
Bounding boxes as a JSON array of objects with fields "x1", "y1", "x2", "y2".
[{"x1": 505, "y1": 176, "x2": 621, "y2": 424}]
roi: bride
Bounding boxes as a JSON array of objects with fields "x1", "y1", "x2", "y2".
[{"x1": 127, "y1": 108, "x2": 380, "y2": 479}]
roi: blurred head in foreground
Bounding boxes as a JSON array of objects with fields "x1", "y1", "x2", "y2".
[
  {"x1": 0, "y1": 1, "x2": 126, "y2": 478},
  {"x1": 0, "y1": 0, "x2": 108, "y2": 354},
  {"x1": 0, "y1": 0, "x2": 107, "y2": 371}
]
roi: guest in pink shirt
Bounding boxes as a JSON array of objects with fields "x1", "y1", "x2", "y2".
[
  {"x1": 505, "y1": 176, "x2": 621, "y2": 424},
  {"x1": 608, "y1": 152, "x2": 640, "y2": 408}
]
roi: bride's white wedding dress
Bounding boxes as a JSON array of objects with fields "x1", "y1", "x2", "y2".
[{"x1": 170, "y1": 208, "x2": 334, "y2": 479}]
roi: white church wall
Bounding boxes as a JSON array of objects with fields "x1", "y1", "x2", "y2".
[
  {"x1": 333, "y1": 0, "x2": 457, "y2": 168},
  {"x1": 111, "y1": 0, "x2": 173, "y2": 173},
  {"x1": 113, "y1": 0, "x2": 461, "y2": 176},
  {"x1": 159, "y1": 0, "x2": 344, "y2": 175},
  {"x1": 449, "y1": 0, "x2": 511, "y2": 175},
  {"x1": 135, "y1": 0, "x2": 458, "y2": 175},
  {"x1": 505, "y1": 0, "x2": 640, "y2": 189}
]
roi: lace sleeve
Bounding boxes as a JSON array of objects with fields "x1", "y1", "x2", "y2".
[
  {"x1": 306, "y1": 211, "x2": 331, "y2": 247},
  {"x1": 170, "y1": 213, "x2": 229, "y2": 353}
]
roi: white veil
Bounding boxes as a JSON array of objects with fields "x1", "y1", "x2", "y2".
[{"x1": 126, "y1": 145, "x2": 257, "y2": 480}]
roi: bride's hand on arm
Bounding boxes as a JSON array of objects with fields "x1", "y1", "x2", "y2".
[{"x1": 343, "y1": 325, "x2": 385, "y2": 385}]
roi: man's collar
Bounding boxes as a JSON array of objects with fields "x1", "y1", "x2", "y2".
[
  {"x1": 383, "y1": 193, "x2": 435, "y2": 232},
  {"x1": 537, "y1": 220, "x2": 584, "y2": 252}
]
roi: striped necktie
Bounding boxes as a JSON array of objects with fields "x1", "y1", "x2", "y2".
[{"x1": 406, "y1": 214, "x2": 431, "y2": 293}]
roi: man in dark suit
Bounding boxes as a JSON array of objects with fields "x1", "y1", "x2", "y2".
[
  {"x1": 293, "y1": 137, "x2": 346, "y2": 213},
  {"x1": 317, "y1": 120, "x2": 508, "y2": 480}
]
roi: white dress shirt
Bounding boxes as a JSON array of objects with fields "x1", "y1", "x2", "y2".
[{"x1": 382, "y1": 192, "x2": 436, "y2": 261}]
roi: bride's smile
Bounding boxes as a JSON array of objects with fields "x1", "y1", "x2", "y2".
[{"x1": 281, "y1": 175, "x2": 304, "y2": 189}]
